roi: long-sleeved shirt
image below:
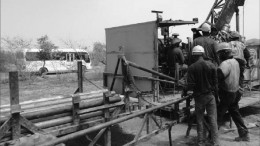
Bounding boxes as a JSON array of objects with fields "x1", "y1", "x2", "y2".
[
  {"x1": 218, "y1": 58, "x2": 240, "y2": 92},
  {"x1": 167, "y1": 46, "x2": 185, "y2": 68},
  {"x1": 193, "y1": 36, "x2": 219, "y2": 65},
  {"x1": 230, "y1": 41, "x2": 246, "y2": 62},
  {"x1": 187, "y1": 58, "x2": 218, "y2": 97}
]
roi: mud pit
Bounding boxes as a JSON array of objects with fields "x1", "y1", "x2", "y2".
[{"x1": 0, "y1": 73, "x2": 259, "y2": 146}]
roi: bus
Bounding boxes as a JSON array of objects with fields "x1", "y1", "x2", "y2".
[{"x1": 23, "y1": 48, "x2": 92, "y2": 74}]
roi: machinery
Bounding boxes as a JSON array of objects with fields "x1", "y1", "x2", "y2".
[
  {"x1": 192, "y1": 0, "x2": 246, "y2": 42},
  {"x1": 104, "y1": 0, "x2": 247, "y2": 97}
]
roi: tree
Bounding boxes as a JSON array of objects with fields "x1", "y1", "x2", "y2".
[
  {"x1": 0, "y1": 36, "x2": 32, "y2": 71},
  {"x1": 37, "y1": 35, "x2": 57, "y2": 69},
  {"x1": 90, "y1": 42, "x2": 106, "y2": 66}
]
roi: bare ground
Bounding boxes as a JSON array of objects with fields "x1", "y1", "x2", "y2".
[{"x1": 0, "y1": 72, "x2": 259, "y2": 146}]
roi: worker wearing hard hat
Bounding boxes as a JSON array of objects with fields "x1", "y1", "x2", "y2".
[
  {"x1": 185, "y1": 45, "x2": 219, "y2": 146},
  {"x1": 216, "y1": 42, "x2": 250, "y2": 142},
  {"x1": 191, "y1": 23, "x2": 220, "y2": 66},
  {"x1": 166, "y1": 37, "x2": 185, "y2": 77},
  {"x1": 229, "y1": 31, "x2": 249, "y2": 88},
  {"x1": 172, "y1": 33, "x2": 179, "y2": 38}
]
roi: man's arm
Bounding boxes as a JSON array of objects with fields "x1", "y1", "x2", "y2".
[
  {"x1": 212, "y1": 66, "x2": 218, "y2": 90},
  {"x1": 178, "y1": 49, "x2": 185, "y2": 65},
  {"x1": 217, "y1": 68, "x2": 225, "y2": 82},
  {"x1": 213, "y1": 41, "x2": 220, "y2": 65},
  {"x1": 212, "y1": 66, "x2": 219, "y2": 103},
  {"x1": 243, "y1": 47, "x2": 251, "y2": 67},
  {"x1": 185, "y1": 68, "x2": 196, "y2": 91},
  {"x1": 181, "y1": 68, "x2": 195, "y2": 97}
]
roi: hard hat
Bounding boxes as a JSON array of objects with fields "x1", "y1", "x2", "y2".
[
  {"x1": 172, "y1": 33, "x2": 179, "y2": 37},
  {"x1": 171, "y1": 38, "x2": 182, "y2": 45},
  {"x1": 230, "y1": 31, "x2": 240, "y2": 39},
  {"x1": 192, "y1": 45, "x2": 205, "y2": 55},
  {"x1": 217, "y1": 42, "x2": 231, "y2": 52},
  {"x1": 198, "y1": 23, "x2": 211, "y2": 32}
]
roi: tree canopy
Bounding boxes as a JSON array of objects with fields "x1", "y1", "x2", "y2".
[{"x1": 37, "y1": 35, "x2": 58, "y2": 67}]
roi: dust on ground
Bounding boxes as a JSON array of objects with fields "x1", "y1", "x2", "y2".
[{"x1": 123, "y1": 104, "x2": 260, "y2": 146}]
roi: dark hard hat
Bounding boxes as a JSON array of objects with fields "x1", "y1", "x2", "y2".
[
  {"x1": 217, "y1": 42, "x2": 231, "y2": 53},
  {"x1": 171, "y1": 38, "x2": 182, "y2": 45},
  {"x1": 230, "y1": 31, "x2": 240, "y2": 39},
  {"x1": 172, "y1": 33, "x2": 179, "y2": 37}
]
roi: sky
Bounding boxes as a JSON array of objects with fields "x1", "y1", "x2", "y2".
[{"x1": 1, "y1": 0, "x2": 259, "y2": 49}]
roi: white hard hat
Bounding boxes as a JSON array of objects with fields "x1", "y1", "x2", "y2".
[
  {"x1": 198, "y1": 23, "x2": 211, "y2": 32},
  {"x1": 217, "y1": 42, "x2": 231, "y2": 52},
  {"x1": 192, "y1": 45, "x2": 205, "y2": 55}
]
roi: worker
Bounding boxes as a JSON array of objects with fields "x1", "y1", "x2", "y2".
[
  {"x1": 166, "y1": 37, "x2": 185, "y2": 77},
  {"x1": 216, "y1": 42, "x2": 250, "y2": 142},
  {"x1": 229, "y1": 31, "x2": 247, "y2": 88},
  {"x1": 191, "y1": 23, "x2": 220, "y2": 66},
  {"x1": 185, "y1": 45, "x2": 219, "y2": 146},
  {"x1": 172, "y1": 33, "x2": 179, "y2": 38}
]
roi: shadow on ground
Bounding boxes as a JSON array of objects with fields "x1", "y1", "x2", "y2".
[{"x1": 65, "y1": 125, "x2": 135, "y2": 146}]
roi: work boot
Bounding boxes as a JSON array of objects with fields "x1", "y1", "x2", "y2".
[
  {"x1": 234, "y1": 135, "x2": 250, "y2": 142},
  {"x1": 234, "y1": 132, "x2": 250, "y2": 142},
  {"x1": 197, "y1": 139, "x2": 206, "y2": 146}
]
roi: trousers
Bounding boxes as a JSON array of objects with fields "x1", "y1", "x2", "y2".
[
  {"x1": 195, "y1": 93, "x2": 219, "y2": 145},
  {"x1": 217, "y1": 89, "x2": 248, "y2": 136}
]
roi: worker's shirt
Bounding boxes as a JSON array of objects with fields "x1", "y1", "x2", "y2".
[
  {"x1": 218, "y1": 58, "x2": 240, "y2": 92},
  {"x1": 193, "y1": 36, "x2": 219, "y2": 65},
  {"x1": 167, "y1": 47, "x2": 185, "y2": 68},
  {"x1": 187, "y1": 58, "x2": 218, "y2": 97},
  {"x1": 230, "y1": 41, "x2": 246, "y2": 62}
]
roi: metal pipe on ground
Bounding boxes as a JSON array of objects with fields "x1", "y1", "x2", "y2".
[
  {"x1": 35, "y1": 108, "x2": 115, "y2": 129},
  {"x1": 40, "y1": 96, "x2": 189, "y2": 146},
  {"x1": 0, "y1": 95, "x2": 122, "y2": 124},
  {"x1": 30, "y1": 102, "x2": 124, "y2": 124},
  {"x1": 0, "y1": 91, "x2": 114, "y2": 113},
  {"x1": 0, "y1": 105, "x2": 121, "y2": 142},
  {"x1": 0, "y1": 117, "x2": 105, "y2": 144},
  {"x1": 0, "y1": 89, "x2": 108, "y2": 110}
]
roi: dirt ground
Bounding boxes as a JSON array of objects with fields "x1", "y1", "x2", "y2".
[
  {"x1": 0, "y1": 73, "x2": 260, "y2": 146},
  {"x1": 123, "y1": 105, "x2": 260, "y2": 146}
]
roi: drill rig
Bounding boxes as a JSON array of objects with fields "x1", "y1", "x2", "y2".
[
  {"x1": 104, "y1": 0, "x2": 247, "y2": 97},
  {"x1": 193, "y1": 0, "x2": 246, "y2": 42}
]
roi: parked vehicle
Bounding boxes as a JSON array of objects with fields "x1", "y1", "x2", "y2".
[{"x1": 23, "y1": 48, "x2": 92, "y2": 74}]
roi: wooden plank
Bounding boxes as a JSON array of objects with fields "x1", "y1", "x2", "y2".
[
  {"x1": 0, "y1": 118, "x2": 105, "y2": 145},
  {"x1": 88, "y1": 128, "x2": 106, "y2": 146},
  {"x1": 48, "y1": 118, "x2": 104, "y2": 137},
  {"x1": 123, "y1": 121, "x2": 177, "y2": 146},
  {"x1": 103, "y1": 92, "x2": 111, "y2": 146},
  {"x1": 19, "y1": 116, "x2": 44, "y2": 134},
  {"x1": 9, "y1": 72, "x2": 21, "y2": 140},
  {"x1": 133, "y1": 113, "x2": 149, "y2": 144},
  {"x1": 0, "y1": 118, "x2": 11, "y2": 140},
  {"x1": 72, "y1": 96, "x2": 80, "y2": 125}
]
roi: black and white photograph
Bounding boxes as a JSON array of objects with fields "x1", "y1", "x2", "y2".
[{"x1": 0, "y1": 0, "x2": 259, "y2": 146}]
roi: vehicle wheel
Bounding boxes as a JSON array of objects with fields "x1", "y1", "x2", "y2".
[{"x1": 39, "y1": 67, "x2": 48, "y2": 76}]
